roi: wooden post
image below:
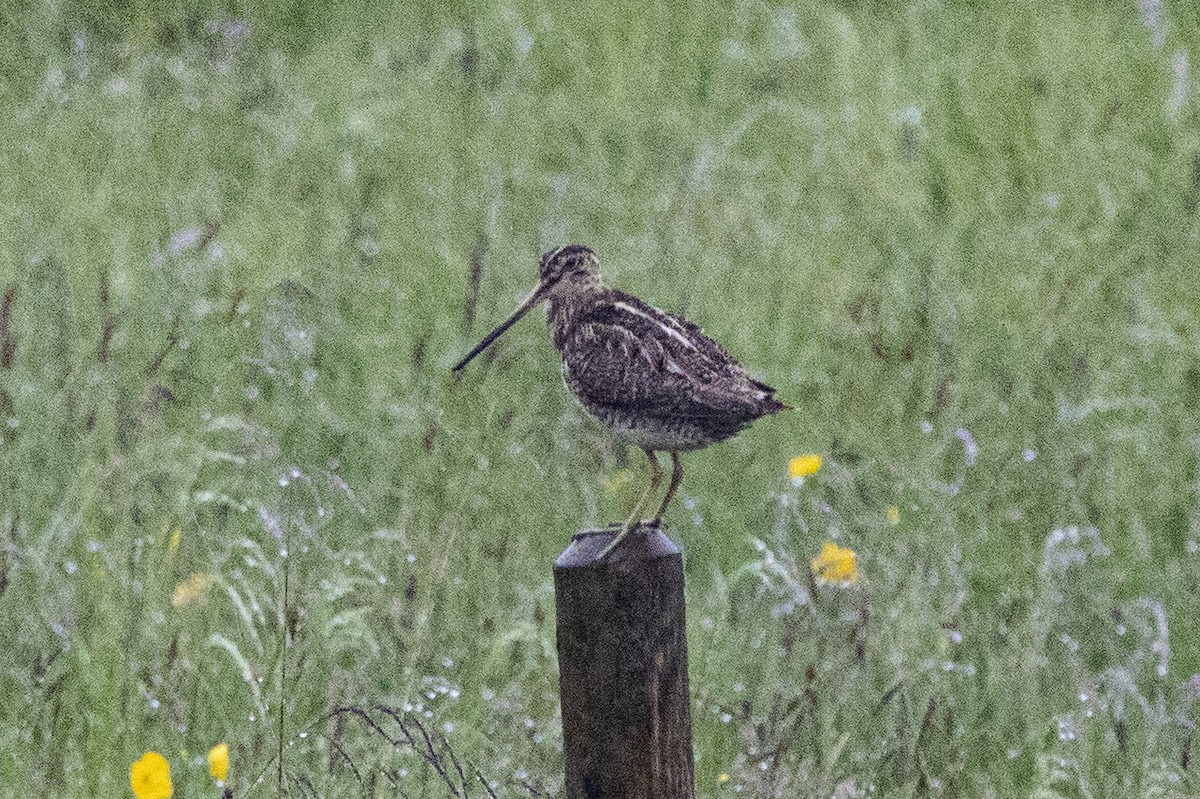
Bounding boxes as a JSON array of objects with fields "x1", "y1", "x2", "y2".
[{"x1": 553, "y1": 527, "x2": 695, "y2": 799}]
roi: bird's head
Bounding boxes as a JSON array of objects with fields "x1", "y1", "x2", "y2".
[
  {"x1": 452, "y1": 243, "x2": 602, "y2": 373},
  {"x1": 538, "y1": 243, "x2": 600, "y2": 286}
]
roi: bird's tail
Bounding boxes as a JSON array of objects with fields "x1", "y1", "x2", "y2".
[{"x1": 751, "y1": 379, "x2": 791, "y2": 413}]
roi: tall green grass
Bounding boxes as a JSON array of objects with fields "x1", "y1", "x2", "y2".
[{"x1": 1, "y1": 1, "x2": 1199, "y2": 796}]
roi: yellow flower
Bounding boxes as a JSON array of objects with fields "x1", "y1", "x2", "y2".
[
  {"x1": 810, "y1": 541, "x2": 859, "y2": 586},
  {"x1": 886, "y1": 505, "x2": 900, "y2": 526},
  {"x1": 788, "y1": 453, "x2": 822, "y2": 483},
  {"x1": 169, "y1": 529, "x2": 181, "y2": 552},
  {"x1": 171, "y1": 572, "x2": 214, "y2": 607},
  {"x1": 718, "y1": 772, "x2": 731, "y2": 784},
  {"x1": 208, "y1": 742, "x2": 229, "y2": 782},
  {"x1": 130, "y1": 752, "x2": 172, "y2": 799}
]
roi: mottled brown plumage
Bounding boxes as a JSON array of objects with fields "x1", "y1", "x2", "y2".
[{"x1": 453, "y1": 244, "x2": 785, "y2": 558}]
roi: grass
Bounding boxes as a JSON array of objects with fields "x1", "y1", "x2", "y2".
[{"x1": 1, "y1": 1, "x2": 1200, "y2": 796}]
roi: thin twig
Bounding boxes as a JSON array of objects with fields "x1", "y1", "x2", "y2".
[
  {"x1": 476, "y1": 768, "x2": 501, "y2": 798},
  {"x1": 0, "y1": 283, "x2": 15, "y2": 370},
  {"x1": 328, "y1": 736, "x2": 365, "y2": 786},
  {"x1": 277, "y1": 497, "x2": 292, "y2": 793},
  {"x1": 463, "y1": 228, "x2": 488, "y2": 335},
  {"x1": 329, "y1": 705, "x2": 401, "y2": 746}
]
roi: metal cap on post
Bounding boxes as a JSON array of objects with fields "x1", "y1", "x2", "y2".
[{"x1": 553, "y1": 526, "x2": 695, "y2": 799}]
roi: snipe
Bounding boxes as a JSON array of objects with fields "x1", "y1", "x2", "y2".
[{"x1": 454, "y1": 244, "x2": 786, "y2": 559}]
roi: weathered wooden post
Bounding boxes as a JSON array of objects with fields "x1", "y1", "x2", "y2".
[{"x1": 553, "y1": 526, "x2": 695, "y2": 798}]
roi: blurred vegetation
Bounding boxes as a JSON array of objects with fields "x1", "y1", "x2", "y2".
[{"x1": 1, "y1": 1, "x2": 1200, "y2": 796}]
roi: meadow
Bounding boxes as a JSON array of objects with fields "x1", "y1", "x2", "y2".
[{"x1": 2, "y1": 1, "x2": 1200, "y2": 796}]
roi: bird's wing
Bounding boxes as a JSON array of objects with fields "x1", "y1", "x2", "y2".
[
  {"x1": 612, "y1": 294, "x2": 750, "y2": 375},
  {"x1": 562, "y1": 300, "x2": 772, "y2": 420}
]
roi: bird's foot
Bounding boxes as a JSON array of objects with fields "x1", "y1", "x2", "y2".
[
  {"x1": 596, "y1": 519, "x2": 661, "y2": 560},
  {"x1": 600, "y1": 518, "x2": 661, "y2": 532}
]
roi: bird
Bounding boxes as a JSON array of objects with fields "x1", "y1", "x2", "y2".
[{"x1": 453, "y1": 244, "x2": 786, "y2": 559}]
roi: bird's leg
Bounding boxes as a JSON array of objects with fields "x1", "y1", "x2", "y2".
[
  {"x1": 623, "y1": 449, "x2": 663, "y2": 531},
  {"x1": 651, "y1": 452, "x2": 683, "y2": 526},
  {"x1": 598, "y1": 449, "x2": 661, "y2": 559}
]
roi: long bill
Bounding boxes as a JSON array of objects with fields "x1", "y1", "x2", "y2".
[{"x1": 452, "y1": 280, "x2": 551, "y2": 372}]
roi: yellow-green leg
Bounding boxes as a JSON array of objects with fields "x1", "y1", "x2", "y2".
[
  {"x1": 651, "y1": 452, "x2": 683, "y2": 525},
  {"x1": 598, "y1": 449, "x2": 661, "y2": 559}
]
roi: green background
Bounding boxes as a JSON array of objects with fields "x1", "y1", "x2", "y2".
[{"x1": 1, "y1": 1, "x2": 1199, "y2": 796}]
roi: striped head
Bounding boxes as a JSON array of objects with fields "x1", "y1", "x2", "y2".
[{"x1": 539, "y1": 244, "x2": 600, "y2": 285}]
